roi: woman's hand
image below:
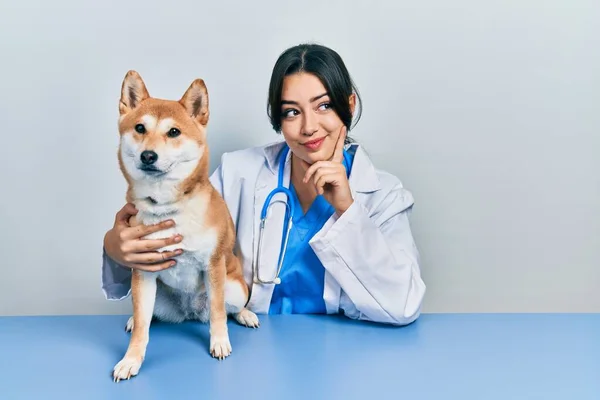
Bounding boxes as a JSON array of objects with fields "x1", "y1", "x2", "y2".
[
  {"x1": 103, "y1": 203, "x2": 183, "y2": 272},
  {"x1": 302, "y1": 126, "x2": 354, "y2": 216}
]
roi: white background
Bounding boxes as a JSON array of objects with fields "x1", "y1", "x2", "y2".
[{"x1": 0, "y1": 0, "x2": 598, "y2": 316}]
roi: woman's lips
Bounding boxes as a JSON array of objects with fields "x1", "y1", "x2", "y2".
[{"x1": 302, "y1": 137, "x2": 325, "y2": 150}]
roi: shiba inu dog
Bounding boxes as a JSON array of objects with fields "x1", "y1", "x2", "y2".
[{"x1": 112, "y1": 70, "x2": 259, "y2": 382}]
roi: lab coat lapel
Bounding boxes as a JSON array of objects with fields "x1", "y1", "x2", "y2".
[
  {"x1": 247, "y1": 142, "x2": 291, "y2": 313},
  {"x1": 347, "y1": 144, "x2": 381, "y2": 194}
]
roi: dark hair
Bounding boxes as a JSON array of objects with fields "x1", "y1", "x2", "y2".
[{"x1": 267, "y1": 43, "x2": 362, "y2": 143}]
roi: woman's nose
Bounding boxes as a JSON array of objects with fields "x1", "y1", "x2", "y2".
[{"x1": 302, "y1": 112, "x2": 318, "y2": 136}]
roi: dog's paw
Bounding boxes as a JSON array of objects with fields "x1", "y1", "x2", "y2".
[
  {"x1": 125, "y1": 316, "x2": 134, "y2": 332},
  {"x1": 235, "y1": 308, "x2": 260, "y2": 328},
  {"x1": 113, "y1": 355, "x2": 142, "y2": 382},
  {"x1": 210, "y1": 335, "x2": 232, "y2": 360}
]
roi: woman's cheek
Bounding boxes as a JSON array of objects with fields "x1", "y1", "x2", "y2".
[
  {"x1": 280, "y1": 122, "x2": 297, "y2": 142},
  {"x1": 321, "y1": 113, "x2": 344, "y2": 134}
]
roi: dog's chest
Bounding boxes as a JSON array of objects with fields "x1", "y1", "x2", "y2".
[
  {"x1": 137, "y1": 199, "x2": 218, "y2": 292},
  {"x1": 157, "y1": 252, "x2": 206, "y2": 293}
]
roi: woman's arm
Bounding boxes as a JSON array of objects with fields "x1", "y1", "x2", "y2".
[
  {"x1": 100, "y1": 208, "x2": 180, "y2": 300},
  {"x1": 309, "y1": 183, "x2": 426, "y2": 326},
  {"x1": 101, "y1": 248, "x2": 133, "y2": 300}
]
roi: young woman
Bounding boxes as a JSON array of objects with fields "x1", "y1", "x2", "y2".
[{"x1": 102, "y1": 43, "x2": 426, "y2": 325}]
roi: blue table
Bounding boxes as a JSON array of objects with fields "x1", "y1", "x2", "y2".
[{"x1": 0, "y1": 313, "x2": 598, "y2": 399}]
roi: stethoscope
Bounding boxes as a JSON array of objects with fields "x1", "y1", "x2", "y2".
[{"x1": 253, "y1": 143, "x2": 352, "y2": 285}]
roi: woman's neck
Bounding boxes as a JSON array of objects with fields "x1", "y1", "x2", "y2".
[{"x1": 291, "y1": 153, "x2": 318, "y2": 214}]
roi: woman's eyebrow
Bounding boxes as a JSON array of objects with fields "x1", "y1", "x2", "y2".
[{"x1": 281, "y1": 92, "x2": 329, "y2": 105}]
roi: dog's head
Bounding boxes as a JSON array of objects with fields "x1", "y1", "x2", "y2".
[{"x1": 117, "y1": 70, "x2": 210, "y2": 187}]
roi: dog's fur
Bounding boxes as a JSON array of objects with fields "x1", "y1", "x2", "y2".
[{"x1": 112, "y1": 70, "x2": 259, "y2": 382}]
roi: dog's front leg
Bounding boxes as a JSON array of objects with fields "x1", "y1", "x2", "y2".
[
  {"x1": 113, "y1": 270, "x2": 157, "y2": 382},
  {"x1": 207, "y1": 255, "x2": 231, "y2": 359}
]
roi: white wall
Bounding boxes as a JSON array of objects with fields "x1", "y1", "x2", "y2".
[{"x1": 0, "y1": 0, "x2": 598, "y2": 316}]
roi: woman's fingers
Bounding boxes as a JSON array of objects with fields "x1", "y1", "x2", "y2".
[
  {"x1": 124, "y1": 248, "x2": 182, "y2": 265},
  {"x1": 330, "y1": 125, "x2": 347, "y2": 162},
  {"x1": 123, "y1": 234, "x2": 183, "y2": 254},
  {"x1": 303, "y1": 161, "x2": 339, "y2": 183},
  {"x1": 130, "y1": 260, "x2": 176, "y2": 272},
  {"x1": 114, "y1": 203, "x2": 138, "y2": 227},
  {"x1": 310, "y1": 166, "x2": 338, "y2": 186},
  {"x1": 315, "y1": 173, "x2": 339, "y2": 194},
  {"x1": 121, "y1": 219, "x2": 175, "y2": 241}
]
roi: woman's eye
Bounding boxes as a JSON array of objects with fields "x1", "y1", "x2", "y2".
[
  {"x1": 135, "y1": 124, "x2": 146, "y2": 134},
  {"x1": 282, "y1": 109, "x2": 299, "y2": 118},
  {"x1": 318, "y1": 103, "x2": 331, "y2": 111},
  {"x1": 167, "y1": 128, "x2": 181, "y2": 138}
]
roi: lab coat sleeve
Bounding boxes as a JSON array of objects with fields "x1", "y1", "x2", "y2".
[
  {"x1": 101, "y1": 248, "x2": 132, "y2": 300},
  {"x1": 100, "y1": 162, "x2": 226, "y2": 301},
  {"x1": 309, "y1": 184, "x2": 426, "y2": 326}
]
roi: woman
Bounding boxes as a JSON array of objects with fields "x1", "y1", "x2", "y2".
[{"x1": 102, "y1": 43, "x2": 426, "y2": 326}]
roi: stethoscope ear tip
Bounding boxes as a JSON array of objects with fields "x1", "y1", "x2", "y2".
[{"x1": 274, "y1": 278, "x2": 281, "y2": 284}]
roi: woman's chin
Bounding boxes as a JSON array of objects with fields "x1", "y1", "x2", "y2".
[
  {"x1": 302, "y1": 152, "x2": 326, "y2": 165},
  {"x1": 302, "y1": 146, "x2": 334, "y2": 162}
]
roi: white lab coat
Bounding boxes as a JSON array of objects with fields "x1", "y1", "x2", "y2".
[{"x1": 101, "y1": 140, "x2": 426, "y2": 326}]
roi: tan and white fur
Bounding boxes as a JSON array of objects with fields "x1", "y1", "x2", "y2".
[{"x1": 112, "y1": 70, "x2": 259, "y2": 382}]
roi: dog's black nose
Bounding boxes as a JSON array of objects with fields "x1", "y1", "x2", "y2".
[{"x1": 140, "y1": 150, "x2": 158, "y2": 165}]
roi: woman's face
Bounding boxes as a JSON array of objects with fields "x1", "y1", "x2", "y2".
[{"x1": 279, "y1": 72, "x2": 354, "y2": 165}]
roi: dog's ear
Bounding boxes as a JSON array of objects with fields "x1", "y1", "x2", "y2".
[
  {"x1": 119, "y1": 70, "x2": 150, "y2": 115},
  {"x1": 179, "y1": 79, "x2": 209, "y2": 126}
]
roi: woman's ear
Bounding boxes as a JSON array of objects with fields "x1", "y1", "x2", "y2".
[{"x1": 349, "y1": 93, "x2": 356, "y2": 116}]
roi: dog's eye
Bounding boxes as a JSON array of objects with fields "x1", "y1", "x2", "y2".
[
  {"x1": 135, "y1": 124, "x2": 146, "y2": 134},
  {"x1": 167, "y1": 128, "x2": 181, "y2": 138}
]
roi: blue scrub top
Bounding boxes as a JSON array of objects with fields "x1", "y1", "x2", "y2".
[{"x1": 269, "y1": 146, "x2": 356, "y2": 315}]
